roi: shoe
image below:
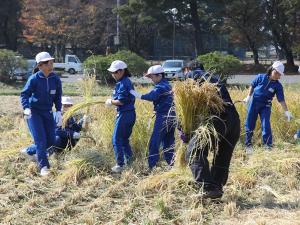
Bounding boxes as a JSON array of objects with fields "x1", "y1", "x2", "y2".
[
  {"x1": 111, "y1": 164, "x2": 124, "y2": 173},
  {"x1": 40, "y1": 166, "x2": 50, "y2": 176},
  {"x1": 197, "y1": 183, "x2": 223, "y2": 199},
  {"x1": 203, "y1": 184, "x2": 223, "y2": 199},
  {"x1": 264, "y1": 145, "x2": 272, "y2": 151},
  {"x1": 245, "y1": 146, "x2": 254, "y2": 155},
  {"x1": 20, "y1": 148, "x2": 37, "y2": 162},
  {"x1": 202, "y1": 188, "x2": 223, "y2": 199}
]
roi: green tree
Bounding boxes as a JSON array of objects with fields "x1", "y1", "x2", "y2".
[
  {"x1": 0, "y1": 0, "x2": 23, "y2": 50},
  {"x1": 263, "y1": 0, "x2": 300, "y2": 69},
  {"x1": 0, "y1": 49, "x2": 26, "y2": 83},
  {"x1": 84, "y1": 50, "x2": 148, "y2": 84},
  {"x1": 215, "y1": 0, "x2": 267, "y2": 64},
  {"x1": 117, "y1": 0, "x2": 158, "y2": 55}
]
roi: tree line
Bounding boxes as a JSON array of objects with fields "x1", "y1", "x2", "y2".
[{"x1": 0, "y1": 0, "x2": 299, "y2": 69}]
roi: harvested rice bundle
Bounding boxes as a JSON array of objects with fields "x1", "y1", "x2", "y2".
[
  {"x1": 173, "y1": 78, "x2": 225, "y2": 167},
  {"x1": 173, "y1": 78, "x2": 224, "y2": 136}
]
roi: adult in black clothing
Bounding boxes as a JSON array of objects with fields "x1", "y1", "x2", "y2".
[{"x1": 181, "y1": 60, "x2": 240, "y2": 199}]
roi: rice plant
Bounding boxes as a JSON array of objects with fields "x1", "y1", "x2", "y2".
[
  {"x1": 58, "y1": 149, "x2": 110, "y2": 185},
  {"x1": 173, "y1": 78, "x2": 225, "y2": 167}
]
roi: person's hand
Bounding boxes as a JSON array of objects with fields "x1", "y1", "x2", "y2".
[
  {"x1": 23, "y1": 108, "x2": 32, "y2": 120},
  {"x1": 82, "y1": 115, "x2": 90, "y2": 123},
  {"x1": 243, "y1": 95, "x2": 251, "y2": 104},
  {"x1": 73, "y1": 132, "x2": 80, "y2": 139},
  {"x1": 284, "y1": 111, "x2": 292, "y2": 122},
  {"x1": 178, "y1": 129, "x2": 189, "y2": 144},
  {"x1": 55, "y1": 111, "x2": 63, "y2": 126},
  {"x1": 105, "y1": 99, "x2": 113, "y2": 107},
  {"x1": 82, "y1": 115, "x2": 90, "y2": 129},
  {"x1": 130, "y1": 89, "x2": 141, "y2": 99}
]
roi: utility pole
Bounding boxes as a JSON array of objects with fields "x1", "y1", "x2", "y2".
[
  {"x1": 171, "y1": 8, "x2": 178, "y2": 59},
  {"x1": 114, "y1": 0, "x2": 120, "y2": 50}
]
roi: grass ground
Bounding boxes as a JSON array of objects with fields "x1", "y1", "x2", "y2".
[
  {"x1": 0, "y1": 81, "x2": 113, "y2": 96},
  {"x1": 0, "y1": 83, "x2": 299, "y2": 225}
]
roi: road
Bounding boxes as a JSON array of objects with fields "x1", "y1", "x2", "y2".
[
  {"x1": 61, "y1": 73, "x2": 300, "y2": 85},
  {"x1": 227, "y1": 74, "x2": 300, "y2": 84}
]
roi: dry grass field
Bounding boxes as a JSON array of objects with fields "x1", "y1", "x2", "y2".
[{"x1": 0, "y1": 84, "x2": 299, "y2": 225}]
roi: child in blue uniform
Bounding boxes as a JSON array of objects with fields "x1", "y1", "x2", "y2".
[
  {"x1": 20, "y1": 52, "x2": 62, "y2": 176},
  {"x1": 106, "y1": 60, "x2": 136, "y2": 173},
  {"x1": 130, "y1": 65, "x2": 175, "y2": 170},
  {"x1": 243, "y1": 61, "x2": 292, "y2": 154},
  {"x1": 53, "y1": 97, "x2": 87, "y2": 152},
  {"x1": 22, "y1": 96, "x2": 87, "y2": 155}
]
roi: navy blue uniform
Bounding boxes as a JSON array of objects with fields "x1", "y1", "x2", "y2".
[
  {"x1": 112, "y1": 76, "x2": 136, "y2": 167},
  {"x1": 20, "y1": 71, "x2": 62, "y2": 169},
  {"x1": 54, "y1": 115, "x2": 83, "y2": 150},
  {"x1": 245, "y1": 74, "x2": 285, "y2": 147},
  {"x1": 141, "y1": 78, "x2": 175, "y2": 169},
  {"x1": 185, "y1": 69, "x2": 240, "y2": 192},
  {"x1": 26, "y1": 114, "x2": 83, "y2": 155}
]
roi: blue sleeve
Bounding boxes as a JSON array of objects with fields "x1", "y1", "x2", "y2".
[
  {"x1": 141, "y1": 87, "x2": 162, "y2": 102},
  {"x1": 276, "y1": 84, "x2": 285, "y2": 102},
  {"x1": 116, "y1": 82, "x2": 131, "y2": 104},
  {"x1": 251, "y1": 74, "x2": 261, "y2": 87},
  {"x1": 54, "y1": 76, "x2": 62, "y2": 111},
  {"x1": 20, "y1": 76, "x2": 35, "y2": 109}
]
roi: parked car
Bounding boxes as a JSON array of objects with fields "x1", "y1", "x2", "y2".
[
  {"x1": 53, "y1": 54, "x2": 82, "y2": 74},
  {"x1": 10, "y1": 59, "x2": 36, "y2": 81},
  {"x1": 162, "y1": 59, "x2": 185, "y2": 80}
]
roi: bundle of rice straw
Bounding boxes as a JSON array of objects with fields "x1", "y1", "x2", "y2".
[{"x1": 173, "y1": 78, "x2": 225, "y2": 167}]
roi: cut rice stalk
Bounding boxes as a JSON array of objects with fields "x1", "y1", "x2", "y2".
[{"x1": 62, "y1": 99, "x2": 105, "y2": 128}]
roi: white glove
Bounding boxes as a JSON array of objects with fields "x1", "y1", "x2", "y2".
[
  {"x1": 284, "y1": 111, "x2": 292, "y2": 122},
  {"x1": 130, "y1": 89, "x2": 141, "y2": 99},
  {"x1": 24, "y1": 108, "x2": 32, "y2": 120},
  {"x1": 243, "y1": 95, "x2": 251, "y2": 104},
  {"x1": 82, "y1": 115, "x2": 90, "y2": 123},
  {"x1": 81, "y1": 115, "x2": 90, "y2": 129},
  {"x1": 73, "y1": 132, "x2": 80, "y2": 139},
  {"x1": 55, "y1": 111, "x2": 63, "y2": 126},
  {"x1": 105, "y1": 99, "x2": 113, "y2": 107}
]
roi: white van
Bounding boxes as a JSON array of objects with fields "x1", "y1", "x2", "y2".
[{"x1": 54, "y1": 55, "x2": 82, "y2": 74}]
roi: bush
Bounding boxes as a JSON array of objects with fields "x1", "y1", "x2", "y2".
[
  {"x1": 197, "y1": 51, "x2": 242, "y2": 82},
  {"x1": 0, "y1": 49, "x2": 26, "y2": 83},
  {"x1": 84, "y1": 50, "x2": 148, "y2": 84}
]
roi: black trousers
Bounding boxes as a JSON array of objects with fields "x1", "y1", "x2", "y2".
[{"x1": 186, "y1": 105, "x2": 240, "y2": 188}]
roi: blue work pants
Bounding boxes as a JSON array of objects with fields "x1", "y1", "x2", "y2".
[
  {"x1": 112, "y1": 111, "x2": 136, "y2": 167},
  {"x1": 27, "y1": 109, "x2": 55, "y2": 169},
  {"x1": 148, "y1": 112, "x2": 175, "y2": 169},
  {"x1": 245, "y1": 99, "x2": 272, "y2": 147}
]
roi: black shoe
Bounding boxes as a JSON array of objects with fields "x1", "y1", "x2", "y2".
[
  {"x1": 201, "y1": 183, "x2": 223, "y2": 199},
  {"x1": 202, "y1": 188, "x2": 223, "y2": 199}
]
